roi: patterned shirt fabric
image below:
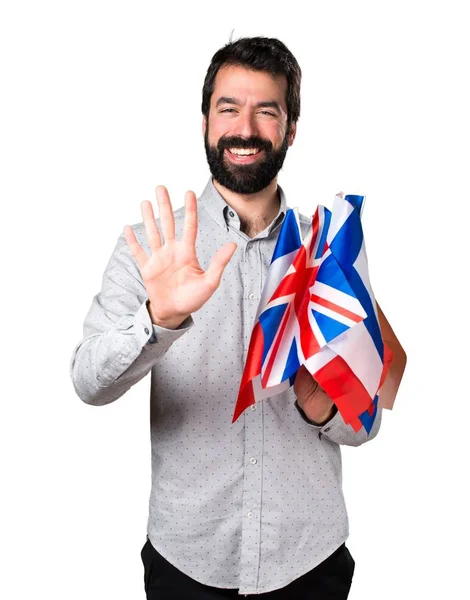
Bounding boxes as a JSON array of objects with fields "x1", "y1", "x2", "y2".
[{"x1": 70, "y1": 176, "x2": 381, "y2": 595}]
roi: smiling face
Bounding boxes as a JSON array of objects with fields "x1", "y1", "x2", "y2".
[{"x1": 203, "y1": 64, "x2": 296, "y2": 194}]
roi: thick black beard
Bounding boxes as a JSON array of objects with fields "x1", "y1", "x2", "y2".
[{"x1": 204, "y1": 125, "x2": 290, "y2": 195}]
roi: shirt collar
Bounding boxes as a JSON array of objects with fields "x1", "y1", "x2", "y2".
[{"x1": 199, "y1": 176, "x2": 287, "y2": 237}]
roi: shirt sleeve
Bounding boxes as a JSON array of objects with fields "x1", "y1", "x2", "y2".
[
  {"x1": 69, "y1": 231, "x2": 194, "y2": 406},
  {"x1": 294, "y1": 398, "x2": 382, "y2": 446}
]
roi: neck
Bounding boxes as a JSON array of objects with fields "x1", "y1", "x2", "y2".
[{"x1": 212, "y1": 177, "x2": 281, "y2": 236}]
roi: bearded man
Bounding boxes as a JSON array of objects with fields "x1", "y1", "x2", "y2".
[{"x1": 70, "y1": 35, "x2": 406, "y2": 599}]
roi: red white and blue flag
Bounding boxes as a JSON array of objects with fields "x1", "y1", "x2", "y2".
[{"x1": 232, "y1": 193, "x2": 393, "y2": 434}]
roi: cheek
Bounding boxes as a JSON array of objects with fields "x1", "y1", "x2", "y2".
[
  {"x1": 273, "y1": 123, "x2": 288, "y2": 141},
  {"x1": 260, "y1": 122, "x2": 287, "y2": 145},
  {"x1": 207, "y1": 116, "x2": 226, "y2": 142},
  {"x1": 209, "y1": 130, "x2": 226, "y2": 149}
]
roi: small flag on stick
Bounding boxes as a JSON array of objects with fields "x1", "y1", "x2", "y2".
[{"x1": 232, "y1": 193, "x2": 393, "y2": 434}]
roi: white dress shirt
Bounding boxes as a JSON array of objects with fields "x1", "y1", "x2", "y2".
[{"x1": 70, "y1": 176, "x2": 381, "y2": 594}]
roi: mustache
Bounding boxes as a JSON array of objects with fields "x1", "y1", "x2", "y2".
[{"x1": 217, "y1": 136, "x2": 273, "y2": 153}]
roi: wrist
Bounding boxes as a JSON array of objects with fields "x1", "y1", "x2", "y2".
[
  {"x1": 311, "y1": 404, "x2": 338, "y2": 426},
  {"x1": 146, "y1": 300, "x2": 188, "y2": 330},
  {"x1": 297, "y1": 399, "x2": 337, "y2": 426}
]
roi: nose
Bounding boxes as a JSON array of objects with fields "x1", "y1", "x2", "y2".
[{"x1": 231, "y1": 110, "x2": 259, "y2": 140}]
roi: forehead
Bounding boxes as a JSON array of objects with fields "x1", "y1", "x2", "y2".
[{"x1": 211, "y1": 64, "x2": 288, "y2": 110}]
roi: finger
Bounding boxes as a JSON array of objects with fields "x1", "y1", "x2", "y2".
[
  {"x1": 123, "y1": 225, "x2": 149, "y2": 269},
  {"x1": 141, "y1": 200, "x2": 162, "y2": 253},
  {"x1": 181, "y1": 190, "x2": 198, "y2": 247},
  {"x1": 155, "y1": 185, "x2": 175, "y2": 242},
  {"x1": 204, "y1": 242, "x2": 238, "y2": 289}
]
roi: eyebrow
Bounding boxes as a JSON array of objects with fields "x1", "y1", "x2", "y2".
[{"x1": 215, "y1": 96, "x2": 282, "y2": 113}]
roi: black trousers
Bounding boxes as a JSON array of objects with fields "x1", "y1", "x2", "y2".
[{"x1": 140, "y1": 537, "x2": 355, "y2": 599}]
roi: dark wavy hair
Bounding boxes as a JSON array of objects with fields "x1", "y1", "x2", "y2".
[{"x1": 201, "y1": 35, "x2": 301, "y2": 130}]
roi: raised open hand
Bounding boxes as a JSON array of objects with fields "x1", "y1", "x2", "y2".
[{"x1": 123, "y1": 186, "x2": 237, "y2": 329}]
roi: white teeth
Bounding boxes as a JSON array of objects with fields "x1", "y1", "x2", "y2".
[{"x1": 228, "y1": 148, "x2": 260, "y2": 156}]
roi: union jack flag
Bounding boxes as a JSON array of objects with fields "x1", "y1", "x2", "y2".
[{"x1": 232, "y1": 193, "x2": 393, "y2": 434}]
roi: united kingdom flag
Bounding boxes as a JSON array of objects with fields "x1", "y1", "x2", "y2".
[{"x1": 232, "y1": 193, "x2": 393, "y2": 434}]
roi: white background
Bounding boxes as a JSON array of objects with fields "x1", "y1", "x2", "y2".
[{"x1": 1, "y1": 1, "x2": 469, "y2": 598}]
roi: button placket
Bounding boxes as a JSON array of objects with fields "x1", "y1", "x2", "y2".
[{"x1": 239, "y1": 238, "x2": 264, "y2": 591}]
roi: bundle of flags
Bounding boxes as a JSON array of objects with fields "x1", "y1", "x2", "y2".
[{"x1": 232, "y1": 192, "x2": 393, "y2": 434}]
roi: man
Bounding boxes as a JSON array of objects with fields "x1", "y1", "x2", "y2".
[{"x1": 70, "y1": 36, "x2": 406, "y2": 599}]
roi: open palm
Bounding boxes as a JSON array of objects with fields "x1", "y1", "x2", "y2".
[{"x1": 124, "y1": 186, "x2": 237, "y2": 329}]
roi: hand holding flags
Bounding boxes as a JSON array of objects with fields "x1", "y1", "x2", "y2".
[{"x1": 232, "y1": 193, "x2": 393, "y2": 434}]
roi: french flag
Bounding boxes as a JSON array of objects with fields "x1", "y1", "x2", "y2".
[{"x1": 232, "y1": 193, "x2": 393, "y2": 434}]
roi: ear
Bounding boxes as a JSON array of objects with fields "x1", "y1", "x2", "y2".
[
  {"x1": 202, "y1": 115, "x2": 207, "y2": 137},
  {"x1": 288, "y1": 121, "x2": 297, "y2": 146}
]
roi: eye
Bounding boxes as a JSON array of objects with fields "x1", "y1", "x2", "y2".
[
  {"x1": 260, "y1": 111, "x2": 276, "y2": 116},
  {"x1": 220, "y1": 108, "x2": 236, "y2": 113}
]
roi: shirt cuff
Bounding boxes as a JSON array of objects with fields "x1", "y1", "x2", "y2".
[{"x1": 143, "y1": 300, "x2": 194, "y2": 345}]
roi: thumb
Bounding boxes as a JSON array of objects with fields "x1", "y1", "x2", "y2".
[{"x1": 204, "y1": 242, "x2": 238, "y2": 289}]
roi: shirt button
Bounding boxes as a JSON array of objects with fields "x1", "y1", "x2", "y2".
[
  {"x1": 324, "y1": 427, "x2": 331, "y2": 432},
  {"x1": 250, "y1": 404, "x2": 257, "y2": 411},
  {"x1": 248, "y1": 293, "x2": 256, "y2": 300},
  {"x1": 247, "y1": 511, "x2": 253, "y2": 518},
  {"x1": 144, "y1": 327, "x2": 149, "y2": 335},
  {"x1": 249, "y1": 457, "x2": 257, "y2": 465},
  {"x1": 229, "y1": 210, "x2": 235, "y2": 217}
]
